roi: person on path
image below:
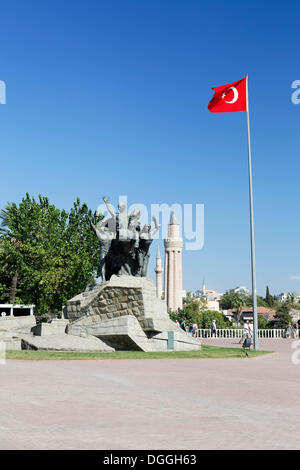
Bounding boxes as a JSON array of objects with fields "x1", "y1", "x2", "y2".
[
  {"x1": 286, "y1": 323, "x2": 292, "y2": 339},
  {"x1": 188, "y1": 322, "x2": 194, "y2": 336},
  {"x1": 211, "y1": 320, "x2": 217, "y2": 337},
  {"x1": 239, "y1": 321, "x2": 250, "y2": 344}
]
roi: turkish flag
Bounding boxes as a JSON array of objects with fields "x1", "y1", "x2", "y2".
[{"x1": 208, "y1": 76, "x2": 247, "y2": 113}]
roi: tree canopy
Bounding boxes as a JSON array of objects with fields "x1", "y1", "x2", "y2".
[
  {"x1": 0, "y1": 193, "x2": 102, "y2": 316},
  {"x1": 170, "y1": 306, "x2": 232, "y2": 329},
  {"x1": 273, "y1": 303, "x2": 293, "y2": 329}
]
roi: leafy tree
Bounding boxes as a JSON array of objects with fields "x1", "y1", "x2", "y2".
[
  {"x1": 245, "y1": 295, "x2": 268, "y2": 308},
  {"x1": 171, "y1": 302, "x2": 200, "y2": 324},
  {"x1": 219, "y1": 292, "x2": 237, "y2": 310},
  {"x1": 231, "y1": 295, "x2": 244, "y2": 325},
  {"x1": 0, "y1": 203, "x2": 24, "y2": 303},
  {"x1": 196, "y1": 310, "x2": 232, "y2": 329},
  {"x1": 273, "y1": 303, "x2": 292, "y2": 329},
  {"x1": 219, "y1": 292, "x2": 244, "y2": 321},
  {"x1": 287, "y1": 292, "x2": 298, "y2": 308},
  {"x1": 258, "y1": 315, "x2": 270, "y2": 329},
  {"x1": 0, "y1": 194, "x2": 102, "y2": 315},
  {"x1": 170, "y1": 306, "x2": 232, "y2": 329},
  {"x1": 183, "y1": 291, "x2": 193, "y2": 304}
]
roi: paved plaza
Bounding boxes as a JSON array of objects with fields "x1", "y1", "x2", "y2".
[{"x1": 0, "y1": 339, "x2": 299, "y2": 450}]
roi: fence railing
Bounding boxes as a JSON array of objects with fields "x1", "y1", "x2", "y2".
[{"x1": 196, "y1": 328, "x2": 297, "y2": 339}]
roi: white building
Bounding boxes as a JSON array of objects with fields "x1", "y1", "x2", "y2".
[
  {"x1": 192, "y1": 280, "x2": 222, "y2": 312},
  {"x1": 0, "y1": 304, "x2": 34, "y2": 317},
  {"x1": 276, "y1": 292, "x2": 300, "y2": 303},
  {"x1": 206, "y1": 299, "x2": 220, "y2": 312},
  {"x1": 229, "y1": 286, "x2": 250, "y2": 297},
  {"x1": 276, "y1": 292, "x2": 289, "y2": 303}
]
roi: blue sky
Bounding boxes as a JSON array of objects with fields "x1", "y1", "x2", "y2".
[{"x1": 0, "y1": 0, "x2": 299, "y2": 295}]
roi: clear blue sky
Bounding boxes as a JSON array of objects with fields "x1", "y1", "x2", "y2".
[{"x1": 0, "y1": 0, "x2": 299, "y2": 296}]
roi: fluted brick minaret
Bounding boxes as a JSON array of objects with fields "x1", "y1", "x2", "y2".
[
  {"x1": 154, "y1": 245, "x2": 163, "y2": 299},
  {"x1": 164, "y1": 211, "x2": 183, "y2": 311}
]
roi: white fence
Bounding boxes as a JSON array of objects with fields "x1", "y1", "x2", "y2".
[{"x1": 196, "y1": 328, "x2": 296, "y2": 339}]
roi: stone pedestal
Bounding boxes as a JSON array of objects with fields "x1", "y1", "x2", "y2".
[
  {"x1": 66, "y1": 276, "x2": 201, "y2": 352},
  {"x1": 31, "y1": 319, "x2": 69, "y2": 336},
  {"x1": 0, "y1": 315, "x2": 36, "y2": 350}
]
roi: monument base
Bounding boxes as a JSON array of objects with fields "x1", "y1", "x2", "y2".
[
  {"x1": 66, "y1": 276, "x2": 201, "y2": 352},
  {"x1": 0, "y1": 315, "x2": 36, "y2": 350}
]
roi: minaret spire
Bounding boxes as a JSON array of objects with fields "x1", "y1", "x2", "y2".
[
  {"x1": 163, "y1": 211, "x2": 183, "y2": 311},
  {"x1": 202, "y1": 278, "x2": 206, "y2": 296}
]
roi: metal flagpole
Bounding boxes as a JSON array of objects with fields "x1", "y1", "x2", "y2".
[{"x1": 246, "y1": 74, "x2": 259, "y2": 350}]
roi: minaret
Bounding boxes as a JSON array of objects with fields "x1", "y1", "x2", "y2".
[
  {"x1": 164, "y1": 211, "x2": 183, "y2": 311},
  {"x1": 155, "y1": 245, "x2": 163, "y2": 299},
  {"x1": 202, "y1": 279, "x2": 206, "y2": 296}
]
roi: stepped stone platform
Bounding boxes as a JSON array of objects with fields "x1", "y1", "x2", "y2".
[
  {"x1": 0, "y1": 316, "x2": 36, "y2": 350},
  {"x1": 21, "y1": 333, "x2": 114, "y2": 352},
  {"x1": 66, "y1": 276, "x2": 201, "y2": 352},
  {"x1": 0, "y1": 278, "x2": 201, "y2": 352}
]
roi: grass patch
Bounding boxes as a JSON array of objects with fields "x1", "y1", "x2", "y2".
[{"x1": 6, "y1": 345, "x2": 273, "y2": 361}]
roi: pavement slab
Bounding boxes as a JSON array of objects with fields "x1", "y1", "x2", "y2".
[{"x1": 0, "y1": 339, "x2": 299, "y2": 450}]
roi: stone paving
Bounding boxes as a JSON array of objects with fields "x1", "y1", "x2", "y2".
[{"x1": 0, "y1": 338, "x2": 299, "y2": 450}]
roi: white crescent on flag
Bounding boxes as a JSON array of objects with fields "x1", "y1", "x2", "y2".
[{"x1": 223, "y1": 86, "x2": 239, "y2": 104}]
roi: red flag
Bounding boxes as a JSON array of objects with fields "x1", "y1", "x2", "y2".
[{"x1": 208, "y1": 76, "x2": 247, "y2": 113}]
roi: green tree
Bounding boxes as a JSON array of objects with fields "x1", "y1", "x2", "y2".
[
  {"x1": 0, "y1": 194, "x2": 102, "y2": 315},
  {"x1": 231, "y1": 295, "x2": 244, "y2": 325},
  {"x1": 258, "y1": 315, "x2": 270, "y2": 329},
  {"x1": 183, "y1": 291, "x2": 193, "y2": 304},
  {"x1": 287, "y1": 292, "x2": 298, "y2": 308},
  {"x1": 169, "y1": 307, "x2": 232, "y2": 330},
  {"x1": 273, "y1": 303, "x2": 292, "y2": 329},
  {"x1": 0, "y1": 202, "x2": 23, "y2": 303},
  {"x1": 265, "y1": 285, "x2": 273, "y2": 307},
  {"x1": 196, "y1": 310, "x2": 232, "y2": 329},
  {"x1": 245, "y1": 295, "x2": 268, "y2": 308},
  {"x1": 219, "y1": 292, "x2": 237, "y2": 310}
]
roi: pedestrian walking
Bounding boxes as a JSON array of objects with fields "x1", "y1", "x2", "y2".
[
  {"x1": 286, "y1": 323, "x2": 292, "y2": 339},
  {"x1": 211, "y1": 320, "x2": 217, "y2": 337},
  {"x1": 293, "y1": 323, "x2": 298, "y2": 338},
  {"x1": 239, "y1": 321, "x2": 250, "y2": 344},
  {"x1": 188, "y1": 322, "x2": 194, "y2": 336}
]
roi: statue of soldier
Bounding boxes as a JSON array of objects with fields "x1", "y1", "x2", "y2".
[
  {"x1": 136, "y1": 216, "x2": 160, "y2": 277},
  {"x1": 88, "y1": 216, "x2": 114, "y2": 281}
]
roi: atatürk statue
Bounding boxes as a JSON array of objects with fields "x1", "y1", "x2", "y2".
[{"x1": 89, "y1": 197, "x2": 160, "y2": 281}]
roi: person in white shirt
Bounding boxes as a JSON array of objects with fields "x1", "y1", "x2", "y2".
[
  {"x1": 239, "y1": 321, "x2": 250, "y2": 344},
  {"x1": 248, "y1": 322, "x2": 254, "y2": 338},
  {"x1": 211, "y1": 320, "x2": 217, "y2": 337}
]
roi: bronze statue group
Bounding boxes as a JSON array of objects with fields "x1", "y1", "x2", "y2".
[{"x1": 89, "y1": 197, "x2": 160, "y2": 282}]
